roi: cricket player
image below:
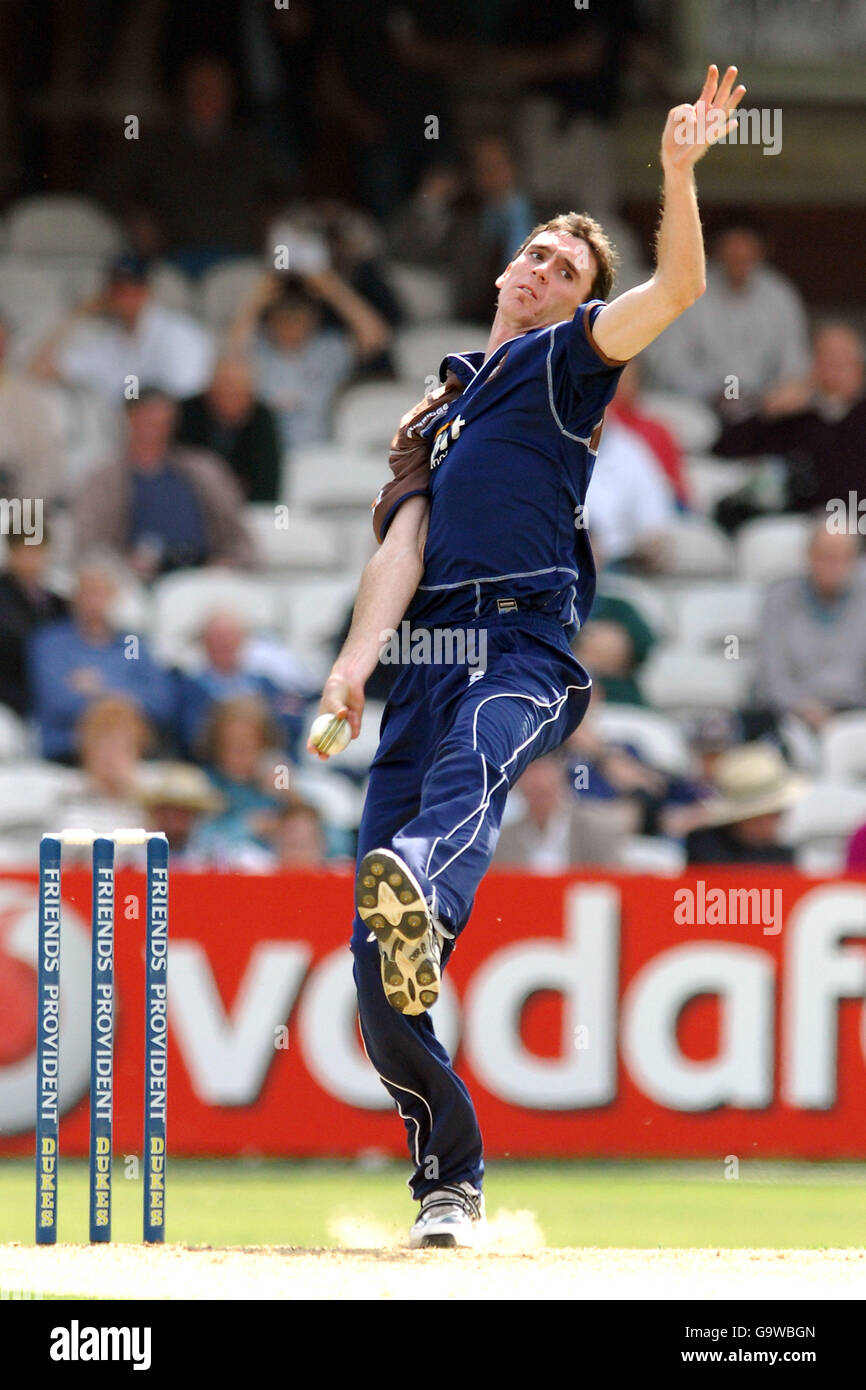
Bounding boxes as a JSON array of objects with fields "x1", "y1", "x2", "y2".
[{"x1": 309, "y1": 66, "x2": 745, "y2": 1247}]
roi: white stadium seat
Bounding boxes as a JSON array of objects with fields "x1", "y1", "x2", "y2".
[
  {"x1": 594, "y1": 703, "x2": 692, "y2": 777},
  {"x1": 0, "y1": 257, "x2": 67, "y2": 362},
  {"x1": 820, "y1": 714, "x2": 866, "y2": 784},
  {"x1": 640, "y1": 646, "x2": 753, "y2": 712},
  {"x1": 149, "y1": 568, "x2": 281, "y2": 666},
  {"x1": 619, "y1": 835, "x2": 687, "y2": 875},
  {"x1": 387, "y1": 262, "x2": 454, "y2": 323},
  {"x1": 782, "y1": 782, "x2": 866, "y2": 867},
  {"x1": 278, "y1": 576, "x2": 359, "y2": 677},
  {"x1": 0, "y1": 760, "x2": 77, "y2": 824},
  {"x1": 243, "y1": 505, "x2": 341, "y2": 573},
  {"x1": 593, "y1": 573, "x2": 673, "y2": 638},
  {"x1": 198, "y1": 258, "x2": 264, "y2": 330},
  {"x1": 735, "y1": 515, "x2": 812, "y2": 583},
  {"x1": 334, "y1": 381, "x2": 423, "y2": 451},
  {"x1": 0, "y1": 706, "x2": 34, "y2": 761},
  {"x1": 287, "y1": 443, "x2": 385, "y2": 513},
  {"x1": 393, "y1": 322, "x2": 490, "y2": 384},
  {"x1": 638, "y1": 391, "x2": 720, "y2": 453},
  {"x1": 671, "y1": 583, "x2": 760, "y2": 652},
  {"x1": 5, "y1": 195, "x2": 124, "y2": 258},
  {"x1": 664, "y1": 515, "x2": 734, "y2": 578},
  {"x1": 685, "y1": 455, "x2": 754, "y2": 513}
]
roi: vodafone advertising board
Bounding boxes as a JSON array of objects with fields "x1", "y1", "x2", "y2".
[{"x1": 1, "y1": 868, "x2": 866, "y2": 1157}]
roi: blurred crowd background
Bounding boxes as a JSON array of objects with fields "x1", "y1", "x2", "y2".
[{"x1": 0, "y1": 0, "x2": 865, "y2": 875}]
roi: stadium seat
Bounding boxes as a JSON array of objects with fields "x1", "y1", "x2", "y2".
[
  {"x1": 640, "y1": 646, "x2": 753, "y2": 712},
  {"x1": 664, "y1": 515, "x2": 735, "y2": 577},
  {"x1": 387, "y1": 262, "x2": 454, "y2": 323},
  {"x1": 149, "y1": 261, "x2": 194, "y2": 313},
  {"x1": 820, "y1": 713, "x2": 866, "y2": 783},
  {"x1": 287, "y1": 443, "x2": 384, "y2": 513},
  {"x1": 594, "y1": 703, "x2": 692, "y2": 777},
  {"x1": 638, "y1": 391, "x2": 720, "y2": 453},
  {"x1": 277, "y1": 575, "x2": 359, "y2": 678},
  {"x1": 0, "y1": 257, "x2": 67, "y2": 362},
  {"x1": 5, "y1": 195, "x2": 124, "y2": 259},
  {"x1": 671, "y1": 582, "x2": 760, "y2": 652},
  {"x1": 619, "y1": 835, "x2": 687, "y2": 874},
  {"x1": 243, "y1": 505, "x2": 341, "y2": 573},
  {"x1": 0, "y1": 760, "x2": 77, "y2": 823},
  {"x1": 0, "y1": 706, "x2": 34, "y2": 760},
  {"x1": 393, "y1": 322, "x2": 490, "y2": 383},
  {"x1": 735, "y1": 515, "x2": 812, "y2": 583},
  {"x1": 149, "y1": 568, "x2": 281, "y2": 666},
  {"x1": 334, "y1": 381, "x2": 422, "y2": 450},
  {"x1": 685, "y1": 454, "x2": 754, "y2": 514},
  {"x1": 593, "y1": 573, "x2": 673, "y2": 638},
  {"x1": 782, "y1": 781, "x2": 866, "y2": 864},
  {"x1": 290, "y1": 765, "x2": 365, "y2": 830},
  {"x1": 198, "y1": 258, "x2": 264, "y2": 331}
]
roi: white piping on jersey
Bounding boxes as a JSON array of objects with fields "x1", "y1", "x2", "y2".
[
  {"x1": 426, "y1": 680, "x2": 591, "y2": 885},
  {"x1": 545, "y1": 322, "x2": 603, "y2": 448},
  {"x1": 417, "y1": 563, "x2": 580, "y2": 592},
  {"x1": 358, "y1": 1020, "x2": 431, "y2": 1178}
]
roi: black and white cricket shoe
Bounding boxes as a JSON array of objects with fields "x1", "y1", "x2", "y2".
[
  {"x1": 356, "y1": 847, "x2": 452, "y2": 1015},
  {"x1": 409, "y1": 1182, "x2": 486, "y2": 1249}
]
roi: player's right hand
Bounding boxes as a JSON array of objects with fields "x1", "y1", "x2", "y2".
[{"x1": 307, "y1": 672, "x2": 365, "y2": 757}]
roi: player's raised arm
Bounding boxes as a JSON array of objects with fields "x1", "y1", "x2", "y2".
[
  {"x1": 593, "y1": 64, "x2": 747, "y2": 364},
  {"x1": 308, "y1": 494, "x2": 429, "y2": 757}
]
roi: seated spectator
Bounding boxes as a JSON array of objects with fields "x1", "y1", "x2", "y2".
[
  {"x1": 753, "y1": 523, "x2": 866, "y2": 731},
  {"x1": 713, "y1": 323, "x2": 866, "y2": 529},
  {"x1": 177, "y1": 609, "x2": 312, "y2": 759},
  {"x1": 646, "y1": 224, "x2": 810, "y2": 410},
  {"x1": 608, "y1": 359, "x2": 690, "y2": 508},
  {"x1": 494, "y1": 754, "x2": 624, "y2": 869},
  {"x1": 94, "y1": 54, "x2": 292, "y2": 273},
  {"x1": 135, "y1": 761, "x2": 224, "y2": 868},
  {"x1": 177, "y1": 355, "x2": 282, "y2": 502},
  {"x1": 685, "y1": 743, "x2": 802, "y2": 865},
  {"x1": 229, "y1": 265, "x2": 391, "y2": 448},
  {"x1": 586, "y1": 416, "x2": 675, "y2": 572},
  {"x1": 29, "y1": 557, "x2": 175, "y2": 762},
  {"x1": 193, "y1": 695, "x2": 284, "y2": 869},
  {"x1": 0, "y1": 315, "x2": 67, "y2": 504},
  {"x1": 388, "y1": 134, "x2": 535, "y2": 323},
  {"x1": 31, "y1": 255, "x2": 215, "y2": 403},
  {"x1": 0, "y1": 530, "x2": 68, "y2": 716},
  {"x1": 58, "y1": 696, "x2": 154, "y2": 831},
  {"x1": 74, "y1": 389, "x2": 254, "y2": 579},
  {"x1": 270, "y1": 801, "x2": 329, "y2": 868},
  {"x1": 576, "y1": 567, "x2": 656, "y2": 706}
]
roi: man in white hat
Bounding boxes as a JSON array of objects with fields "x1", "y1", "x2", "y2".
[{"x1": 686, "y1": 743, "x2": 804, "y2": 864}]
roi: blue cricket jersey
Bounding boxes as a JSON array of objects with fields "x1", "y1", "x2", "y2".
[{"x1": 405, "y1": 299, "x2": 626, "y2": 640}]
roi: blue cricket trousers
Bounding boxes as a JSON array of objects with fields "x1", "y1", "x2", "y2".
[{"x1": 350, "y1": 612, "x2": 591, "y2": 1199}]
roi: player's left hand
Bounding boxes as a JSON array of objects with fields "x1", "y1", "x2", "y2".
[{"x1": 661, "y1": 64, "x2": 747, "y2": 172}]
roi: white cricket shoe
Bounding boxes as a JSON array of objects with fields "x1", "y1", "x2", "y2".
[
  {"x1": 409, "y1": 1182, "x2": 486, "y2": 1249},
  {"x1": 356, "y1": 847, "x2": 452, "y2": 1015}
]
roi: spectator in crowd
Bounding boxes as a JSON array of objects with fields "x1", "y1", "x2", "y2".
[
  {"x1": 685, "y1": 743, "x2": 802, "y2": 865},
  {"x1": 177, "y1": 608, "x2": 313, "y2": 760},
  {"x1": 29, "y1": 557, "x2": 174, "y2": 761},
  {"x1": 270, "y1": 801, "x2": 329, "y2": 868},
  {"x1": 194, "y1": 694, "x2": 284, "y2": 869},
  {"x1": 95, "y1": 55, "x2": 292, "y2": 272},
  {"x1": 388, "y1": 134, "x2": 535, "y2": 324},
  {"x1": 0, "y1": 530, "x2": 68, "y2": 716},
  {"x1": 713, "y1": 323, "x2": 866, "y2": 528},
  {"x1": 30, "y1": 255, "x2": 215, "y2": 403},
  {"x1": 494, "y1": 754, "x2": 625, "y2": 869},
  {"x1": 753, "y1": 524, "x2": 866, "y2": 732},
  {"x1": 135, "y1": 760, "x2": 224, "y2": 867},
  {"x1": 646, "y1": 225, "x2": 810, "y2": 411},
  {"x1": 608, "y1": 359, "x2": 690, "y2": 508},
  {"x1": 229, "y1": 267, "x2": 390, "y2": 448},
  {"x1": 58, "y1": 696, "x2": 153, "y2": 831},
  {"x1": 74, "y1": 389, "x2": 254, "y2": 579},
  {"x1": 0, "y1": 314, "x2": 67, "y2": 504},
  {"x1": 177, "y1": 355, "x2": 282, "y2": 502},
  {"x1": 576, "y1": 568, "x2": 656, "y2": 707},
  {"x1": 586, "y1": 416, "x2": 675, "y2": 572}
]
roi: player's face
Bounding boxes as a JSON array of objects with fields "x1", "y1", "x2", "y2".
[{"x1": 495, "y1": 232, "x2": 597, "y2": 329}]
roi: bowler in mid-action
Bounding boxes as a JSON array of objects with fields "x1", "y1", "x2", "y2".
[{"x1": 310, "y1": 65, "x2": 746, "y2": 1247}]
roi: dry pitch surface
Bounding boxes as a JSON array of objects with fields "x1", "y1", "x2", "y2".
[{"x1": 2, "y1": 1243, "x2": 866, "y2": 1300}]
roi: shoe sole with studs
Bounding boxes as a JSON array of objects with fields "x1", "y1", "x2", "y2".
[{"x1": 356, "y1": 848, "x2": 440, "y2": 1016}]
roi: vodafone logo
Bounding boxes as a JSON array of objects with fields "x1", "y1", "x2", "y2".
[{"x1": 0, "y1": 883, "x2": 90, "y2": 1133}]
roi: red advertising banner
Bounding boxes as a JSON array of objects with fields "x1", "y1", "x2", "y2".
[{"x1": 2, "y1": 868, "x2": 866, "y2": 1157}]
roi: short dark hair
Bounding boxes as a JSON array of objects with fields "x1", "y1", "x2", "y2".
[{"x1": 513, "y1": 213, "x2": 619, "y2": 302}]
